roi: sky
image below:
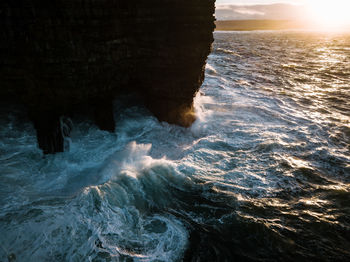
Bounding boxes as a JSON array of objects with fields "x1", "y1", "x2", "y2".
[
  {"x1": 215, "y1": 1, "x2": 307, "y2": 20},
  {"x1": 215, "y1": 0, "x2": 350, "y2": 29}
]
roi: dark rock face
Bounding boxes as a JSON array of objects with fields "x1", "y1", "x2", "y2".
[{"x1": 0, "y1": 0, "x2": 216, "y2": 153}]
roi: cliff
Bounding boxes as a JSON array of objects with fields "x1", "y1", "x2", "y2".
[{"x1": 0, "y1": 0, "x2": 215, "y2": 153}]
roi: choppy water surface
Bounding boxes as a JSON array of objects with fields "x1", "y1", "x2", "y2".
[{"x1": 1, "y1": 31, "x2": 350, "y2": 261}]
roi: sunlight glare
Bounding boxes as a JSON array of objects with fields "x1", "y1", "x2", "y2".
[{"x1": 307, "y1": 0, "x2": 350, "y2": 30}]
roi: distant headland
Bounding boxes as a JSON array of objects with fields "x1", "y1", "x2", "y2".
[{"x1": 215, "y1": 20, "x2": 305, "y2": 31}]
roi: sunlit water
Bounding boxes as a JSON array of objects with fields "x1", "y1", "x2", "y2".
[{"x1": 1, "y1": 31, "x2": 350, "y2": 261}]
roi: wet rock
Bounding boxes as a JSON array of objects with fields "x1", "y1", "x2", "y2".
[
  {"x1": 7, "y1": 253, "x2": 16, "y2": 262},
  {"x1": 29, "y1": 111, "x2": 65, "y2": 154},
  {"x1": 93, "y1": 96, "x2": 116, "y2": 132}
]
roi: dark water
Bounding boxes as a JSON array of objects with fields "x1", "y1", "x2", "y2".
[{"x1": 0, "y1": 31, "x2": 350, "y2": 261}]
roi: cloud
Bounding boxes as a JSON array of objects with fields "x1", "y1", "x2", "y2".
[
  {"x1": 234, "y1": 7, "x2": 265, "y2": 16},
  {"x1": 215, "y1": 3, "x2": 306, "y2": 20}
]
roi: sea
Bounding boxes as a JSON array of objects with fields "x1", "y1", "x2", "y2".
[{"x1": 0, "y1": 31, "x2": 349, "y2": 262}]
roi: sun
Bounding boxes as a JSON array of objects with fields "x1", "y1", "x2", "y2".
[{"x1": 306, "y1": 0, "x2": 350, "y2": 30}]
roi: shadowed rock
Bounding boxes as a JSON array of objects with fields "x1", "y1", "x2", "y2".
[{"x1": 0, "y1": 0, "x2": 216, "y2": 153}]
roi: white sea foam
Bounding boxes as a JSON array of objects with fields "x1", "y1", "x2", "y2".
[{"x1": 205, "y1": 63, "x2": 217, "y2": 75}]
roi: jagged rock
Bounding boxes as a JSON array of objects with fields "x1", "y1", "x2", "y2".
[{"x1": 0, "y1": 0, "x2": 216, "y2": 153}]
